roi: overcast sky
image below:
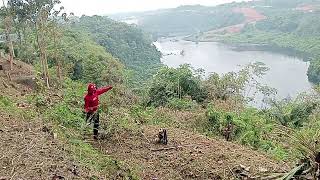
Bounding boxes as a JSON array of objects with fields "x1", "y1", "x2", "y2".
[{"x1": 60, "y1": 0, "x2": 250, "y2": 16}]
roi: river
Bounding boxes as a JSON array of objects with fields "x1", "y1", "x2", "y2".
[{"x1": 154, "y1": 38, "x2": 312, "y2": 105}]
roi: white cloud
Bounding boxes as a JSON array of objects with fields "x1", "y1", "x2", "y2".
[{"x1": 60, "y1": 0, "x2": 250, "y2": 16}]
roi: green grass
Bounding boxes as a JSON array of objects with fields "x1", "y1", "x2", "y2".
[{"x1": 0, "y1": 84, "x2": 140, "y2": 179}]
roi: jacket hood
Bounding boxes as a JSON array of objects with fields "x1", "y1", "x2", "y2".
[{"x1": 87, "y1": 83, "x2": 96, "y2": 95}]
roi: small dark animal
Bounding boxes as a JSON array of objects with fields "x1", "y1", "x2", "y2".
[
  {"x1": 315, "y1": 152, "x2": 320, "y2": 178},
  {"x1": 315, "y1": 152, "x2": 320, "y2": 164},
  {"x1": 223, "y1": 115, "x2": 233, "y2": 141},
  {"x1": 223, "y1": 122, "x2": 233, "y2": 141},
  {"x1": 158, "y1": 129, "x2": 168, "y2": 145}
]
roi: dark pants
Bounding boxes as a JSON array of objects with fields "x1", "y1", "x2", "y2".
[{"x1": 86, "y1": 112, "x2": 100, "y2": 139}]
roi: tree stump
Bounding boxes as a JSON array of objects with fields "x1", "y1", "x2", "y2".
[{"x1": 158, "y1": 129, "x2": 168, "y2": 145}]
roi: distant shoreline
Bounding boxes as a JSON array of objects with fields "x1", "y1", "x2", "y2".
[{"x1": 181, "y1": 36, "x2": 313, "y2": 61}]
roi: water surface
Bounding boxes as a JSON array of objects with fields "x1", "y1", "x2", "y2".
[{"x1": 155, "y1": 38, "x2": 312, "y2": 103}]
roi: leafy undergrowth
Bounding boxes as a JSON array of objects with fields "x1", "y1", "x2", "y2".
[{"x1": 0, "y1": 87, "x2": 137, "y2": 179}]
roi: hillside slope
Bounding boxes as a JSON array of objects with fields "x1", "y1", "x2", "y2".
[
  {"x1": 0, "y1": 111, "x2": 93, "y2": 179},
  {"x1": 90, "y1": 125, "x2": 289, "y2": 179},
  {"x1": 0, "y1": 59, "x2": 291, "y2": 179},
  {"x1": 0, "y1": 60, "x2": 135, "y2": 179},
  {"x1": 71, "y1": 16, "x2": 162, "y2": 84}
]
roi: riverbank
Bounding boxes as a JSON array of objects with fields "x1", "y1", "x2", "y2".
[{"x1": 183, "y1": 34, "x2": 314, "y2": 62}]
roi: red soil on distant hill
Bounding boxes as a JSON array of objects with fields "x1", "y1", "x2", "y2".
[{"x1": 233, "y1": 7, "x2": 267, "y2": 23}]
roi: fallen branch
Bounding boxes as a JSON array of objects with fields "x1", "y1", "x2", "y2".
[
  {"x1": 2, "y1": 79, "x2": 9, "y2": 88},
  {"x1": 151, "y1": 143, "x2": 207, "y2": 152},
  {"x1": 257, "y1": 173, "x2": 286, "y2": 180},
  {"x1": 227, "y1": 165, "x2": 237, "y2": 179},
  {"x1": 151, "y1": 146, "x2": 183, "y2": 152},
  {"x1": 280, "y1": 163, "x2": 305, "y2": 180}
]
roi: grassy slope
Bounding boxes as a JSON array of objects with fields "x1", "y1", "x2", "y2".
[
  {"x1": 0, "y1": 59, "x2": 290, "y2": 179},
  {"x1": 0, "y1": 60, "x2": 137, "y2": 179}
]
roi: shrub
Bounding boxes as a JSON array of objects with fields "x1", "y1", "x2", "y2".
[{"x1": 166, "y1": 98, "x2": 197, "y2": 110}]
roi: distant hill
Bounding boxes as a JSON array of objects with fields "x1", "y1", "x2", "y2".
[{"x1": 109, "y1": 4, "x2": 246, "y2": 38}]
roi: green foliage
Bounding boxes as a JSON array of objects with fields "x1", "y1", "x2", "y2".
[
  {"x1": 0, "y1": 95, "x2": 14, "y2": 107},
  {"x1": 60, "y1": 30, "x2": 126, "y2": 86},
  {"x1": 268, "y1": 99, "x2": 317, "y2": 128},
  {"x1": 34, "y1": 95, "x2": 47, "y2": 108},
  {"x1": 147, "y1": 64, "x2": 207, "y2": 107},
  {"x1": 64, "y1": 134, "x2": 139, "y2": 180},
  {"x1": 71, "y1": 61, "x2": 83, "y2": 80},
  {"x1": 308, "y1": 59, "x2": 320, "y2": 84},
  {"x1": 205, "y1": 104, "x2": 288, "y2": 157},
  {"x1": 204, "y1": 62, "x2": 274, "y2": 105},
  {"x1": 71, "y1": 15, "x2": 162, "y2": 84},
  {"x1": 166, "y1": 98, "x2": 197, "y2": 110},
  {"x1": 129, "y1": 105, "x2": 155, "y2": 124}
]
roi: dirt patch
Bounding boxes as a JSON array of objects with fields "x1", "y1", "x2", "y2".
[
  {"x1": 296, "y1": 4, "x2": 315, "y2": 12},
  {"x1": 0, "y1": 58, "x2": 35, "y2": 90},
  {"x1": 0, "y1": 112, "x2": 94, "y2": 180},
  {"x1": 202, "y1": 7, "x2": 266, "y2": 36},
  {"x1": 233, "y1": 8, "x2": 267, "y2": 23},
  {"x1": 0, "y1": 58, "x2": 34, "y2": 78},
  {"x1": 90, "y1": 125, "x2": 289, "y2": 180}
]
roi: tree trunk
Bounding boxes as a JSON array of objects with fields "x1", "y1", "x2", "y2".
[
  {"x1": 53, "y1": 30, "x2": 62, "y2": 84},
  {"x1": 4, "y1": 16, "x2": 14, "y2": 71},
  {"x1": 36, "y1": 11, "x2": 50, "y2": 89}
]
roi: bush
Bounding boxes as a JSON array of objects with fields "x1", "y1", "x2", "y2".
[
  {"x1": 147, "y1": 64, "x2": 207, "y2": 107},
  {"x1": 166, "y1": 98, "x2": 197, "y2": 110},
  {"x1": 268, "y1": 99, "x2": 317, "y2": 128},
  {"x1": 308, "y1": 59, "x2": 320, "y2": 85},
  {"x1": 129, "y1": 105, "x2": 155, "y2": 124},
  {"x1": 46, "y1": 102, "x2": 84, "y2": 129}
]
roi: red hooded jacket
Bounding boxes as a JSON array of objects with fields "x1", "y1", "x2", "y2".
[{"x1": 84, "y1": 83, "x2": 113, "y2": 113}]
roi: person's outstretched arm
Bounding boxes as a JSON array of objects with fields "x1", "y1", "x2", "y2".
[{"x1": 96, "y1": 86, "x2": 113, "y2": 96}]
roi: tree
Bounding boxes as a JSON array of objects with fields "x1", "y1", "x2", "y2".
[
  {"x1": 308, "y1": 59, "x2": 320, "y2": 85},
  {"x1": 1, "y1": 0, "x2": 14, "y2": 70},
  {"x1": 16, "y1": 0, "x2": 64, "y2": 88},
  {"x1": 147, "y1": 64, "x2": 207, "y2": 107},
  {"x1": 48, "y1": 7, "x2": 74, "y2": 85}
]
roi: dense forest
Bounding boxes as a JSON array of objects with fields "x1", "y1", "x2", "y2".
[
  {"x1": 1, "y1": 0, "x2": 320, "y2": 179},
  {"x1": 70, "y1": 16, "x2": 162, "y2": 85}
]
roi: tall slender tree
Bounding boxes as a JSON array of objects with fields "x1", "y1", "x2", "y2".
[{"x1": 2, "y1": 0, "x2": 14, "y2": 70}]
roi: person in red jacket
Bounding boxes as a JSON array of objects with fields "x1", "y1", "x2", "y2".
[{"x1": 84, "y1": 83, "x2": 112, "y2": 140}]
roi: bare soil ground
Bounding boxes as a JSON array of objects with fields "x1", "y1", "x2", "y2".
[
  {"x1": 0, "y1": 58, "x2": 35, "y2": 91},
  {"x1": 200, "y1": 7, "x2": 266, "y2": 39},
  {"x1": 233, "y1": 8, "x2": 266, "y2": 23},
  {"x1": 90, "y1": 125, "x2": 290, "y2": 180},
  {"x1": 0, "y1": 112, "x2": 94, "y2": 180},
  {"x1": 0, "y1": 60, "x2": 92, "y2": 180}
]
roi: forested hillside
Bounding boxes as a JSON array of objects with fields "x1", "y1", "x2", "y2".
[{"x1": 71, "y1": 16, "x2": 162, "y2": 84}]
